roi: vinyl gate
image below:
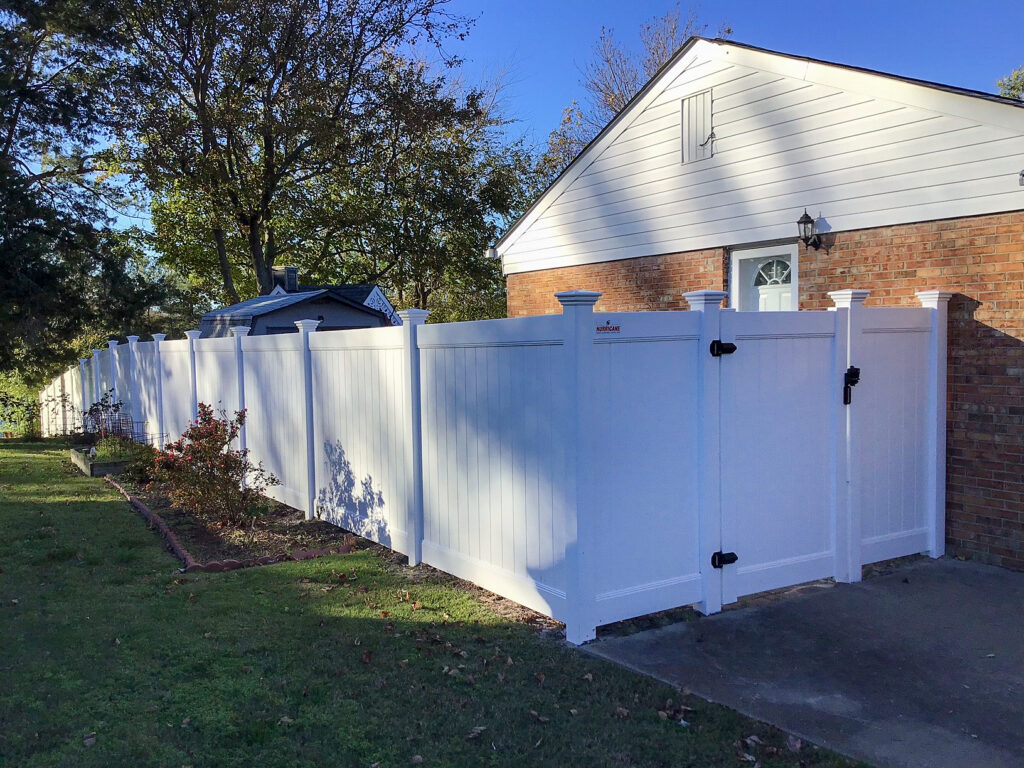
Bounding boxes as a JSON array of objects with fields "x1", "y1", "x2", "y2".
[{"x1": 40, "y1": 288, "x2": 950, "y2": 644}]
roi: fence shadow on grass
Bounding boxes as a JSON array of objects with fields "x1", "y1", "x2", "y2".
[{"x1": 315, "y1": 440, "x2": 389, "y2": 547}]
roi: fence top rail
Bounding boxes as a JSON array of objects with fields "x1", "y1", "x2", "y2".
[
  {"x1": 193, "y1": 337, "x2": 236, "y2": 353},
  {"x1": 309, "y1": 325, "x2": 404, "y2": 352},
  {"x1": 158, "y1": 339, "x2": 190, "y2": 354},
  {"x1": 729, "y1": 309, "x2": 839, "y2": 339},
  {"x1": 241, "y1": 333, "x2": 304, "y2": 353},
  {"x1": 860, "y1": 306, "x2": 933, "y2": 333},
  {"x1": 592, "y1": 310, "x2": 701, "y2": 342},
  {"x1": 417, "y1": 314, "x2": 564, "y2": 348}
]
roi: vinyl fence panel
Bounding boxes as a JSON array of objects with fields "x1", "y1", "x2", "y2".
[
  {"x1": 242, "y1": 333, "x2": 307, "y2": 511},
  {"x1": 418, "y1": 315, "x2": 572, "y2": 619},
  {"x1": 310, "y1": 327, "x2": 410, "y2": 551}
]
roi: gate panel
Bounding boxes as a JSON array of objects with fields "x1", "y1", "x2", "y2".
[{"x1": 718, "y1": 310, "x2": 840, "y2": 602}]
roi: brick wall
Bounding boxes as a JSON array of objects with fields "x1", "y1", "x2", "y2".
[
  {"x1": 505, "y1": 210, "x2": 1024, "y2": 569},
  {"x1": 505, "y1": 248, "x2": 726, "y2": 316}
]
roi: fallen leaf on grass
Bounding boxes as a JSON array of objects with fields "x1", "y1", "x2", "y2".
[
  {"x1": 569, "y1": 708, "x2": 578, "y2": 716},
  {"x1": 180, "y1": 717, "x2": 191, "y2": 728},
  {"x1": 82, "y1": 732, "x2": 96, "y2": 747},
  {"x1": 786, "y1": 735, "x2": 802, "y2": 752},
  {"x1": 361, "y1": 651, "x2": 372, "y2": 664},
  {"x1": 410, "y1": 756, "x2": 423, "y2": 765},
  {"x1": 580, "y1": 672, "x2": 593, "y2": 682},
  {"x1": 379, "y1": 610, "x2": 391, "y2": 618},
  {"x1": 465, "y1": 726, "x2": 487, "y2": 741},
  {"x1": 528, "y1": 710, "x2": 550, "y2": 723},
  {"x1": 613, "y1": 706, "x2": 629, "y2": 719},
  {"x1": 278, "y1": 716, "x2": 293, "y2": 725}
]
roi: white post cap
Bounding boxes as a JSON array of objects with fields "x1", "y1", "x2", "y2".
[
  {"x1": 916, "y1": 290, "x2": 954, "y2": 308},
  {"x1": 229, "y1": 325, "x2": 251, "y2": 337},
  {"x1": 828, "y1": 289, "x2": 871, "y2": 308},
  {"x1": 396, "y1": 308, "x2": 430, "y2": 325},
  {"x1": 555, "y1": 290, "x2": 602, "y2": 307},
  {"x1": 185, "y1": 330, "x2": 202, "y2": 340},
  {"x1": 294, "y1": 319, "x2": 321, "y2": 333},
  {"x1": 126, "y1": 335, "x2": 140, "y2": 344},
  {"x1": 107, "y1": 339, "x2": 119, "y2": 349},
  {"x1": 92, "y1": 349, "x2": 102, "y2": 357},
  {"x1": 682, "y1": 290, "x2": 728, "y2": 310},
  {"x1": 152, "y1": 333, "x2": 167, "y2": 342}
]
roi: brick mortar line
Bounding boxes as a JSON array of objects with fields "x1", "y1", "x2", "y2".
[{"x1": 102, "y1": 476, "x2": 352, "y2": 573}]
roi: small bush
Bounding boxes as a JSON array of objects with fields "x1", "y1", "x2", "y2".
[
  {"x1": 152, "y1": 404, "x2": 278, "y2": 527},
  {"x1": 121, "y1": 441, "x2": 158, "y2": 485},
  {"x1": 94, "y1": 436, "x2": 134, "y2": 462}
]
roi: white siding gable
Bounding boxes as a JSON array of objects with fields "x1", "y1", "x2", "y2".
[{"x1": 499, "y1": 40, "x2": 1024, "y2": 275}]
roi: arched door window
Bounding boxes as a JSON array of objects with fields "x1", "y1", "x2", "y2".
[{"x1": 754, "y1": 258, "x2": 791, "y2": 287}]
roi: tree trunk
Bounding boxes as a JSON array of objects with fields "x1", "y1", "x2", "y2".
[
  {"x1": 243, "y1": 217, "x2": 273, "y2": 294},
  {"x1": 212, "y1": 228, "x2": 240, "y2": 304}
]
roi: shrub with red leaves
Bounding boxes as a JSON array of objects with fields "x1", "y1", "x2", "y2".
[{"x1": 153, "y1": 404, "x2": 279, "y2": 527}]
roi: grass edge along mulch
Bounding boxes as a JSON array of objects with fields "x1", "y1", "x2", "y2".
[
  {"x1": 0, "y1": 439, "x2": 870, "y2": 768},
  {"x1": 103, "y1": 475, "x2": 355, "y2": 573}
]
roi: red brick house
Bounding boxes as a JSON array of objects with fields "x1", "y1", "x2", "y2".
[{"x1": 496, "y1": 39, "x2": 1024, "y2": 570}]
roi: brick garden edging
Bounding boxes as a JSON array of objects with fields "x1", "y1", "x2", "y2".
[{"x1": 103, "y1": 476, "x2": 353, "y2": 573}]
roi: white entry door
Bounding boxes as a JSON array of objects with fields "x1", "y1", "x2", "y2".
[{"x1": 730, "y1": 245, "x2": 798, "y2": 312}]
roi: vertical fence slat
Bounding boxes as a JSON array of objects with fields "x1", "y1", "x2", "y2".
[
  {"x1": 917, "y1": 290, "x2": 953, "y2": 558},
  {"x1": 684, "y1": 290, "x2": 727, "y2": 615},
  {"x1": 555, "y1": 290, "x2": 601, "y2": 645},
  {"x1": 830, "y1": 289, "x2": 870, "y2": 582}
]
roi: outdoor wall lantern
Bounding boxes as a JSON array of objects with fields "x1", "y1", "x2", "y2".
[{"x1": 797, "y1": 209, "x2": 823, "y2": 250}]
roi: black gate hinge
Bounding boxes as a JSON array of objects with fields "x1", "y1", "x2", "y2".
[
  {"x1": 709, "y1": 340, "x2": 737, "y2": 357},
  {"x1": 843, "y1": 365, "x2": 861, "y2": 405},
  {"x1": 711, "y1": 551, "x2": 738, "y2": 569}
]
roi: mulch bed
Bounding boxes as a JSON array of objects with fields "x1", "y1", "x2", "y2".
[
  {"x1": 105, "y1": 477, "x2": 356, "y2": 573},
  {"x1": 104, "y1": 475, "x2": 563, "y2": 631}
]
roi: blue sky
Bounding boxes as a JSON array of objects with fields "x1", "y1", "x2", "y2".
[{"x1": 444, "y1": 0, "x2": 1024, "y2": 149}]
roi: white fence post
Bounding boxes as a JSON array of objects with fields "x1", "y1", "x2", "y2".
[
  {"x1": 556, "y1": 289, "x2": 601, "y2": 645},
  {"x1": 683, "y1": 290, "x2": 728, "y2": 615},
  {"x1": 916, "y1": 290, "x2": 953, "y2": 558},
  {"x1": 295, "y1": 319, "x2": 320, "y2": 521},
  {"x1": 127, "y1": 336, "x2": 140, "y2": 440},
  {"x1": 107, "y1": 340, "x2": 119, "y2": 404},
  {"x1": 78, "y1": 358, "x2": 89, "y2": 416},
  {"x1": 398, "y1": 308, "x2": 430, "y2": 565},
  {"x1": 829, "y1": 289, "x2": 870, "y2": 582},
  {"x1": 230, "y1": 326, "x2": 250, "y2": 455},
  {"x1": 59, "y1": 371, "x2": 68, "y2": 435},
  {"x1": 91, "y1": 349, "x2": 101, "y2": 404},
  {"x1": 152, "y1": 333, "x2": 167, "y2": 448},
  {"x1": 185, "y1": 329, "x2": 202, "y2": 422}
]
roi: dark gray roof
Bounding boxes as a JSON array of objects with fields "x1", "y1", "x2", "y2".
[
  {"x1": 299, "y1": 284, "x2": 377, "y2": 304},
  {"x1": 200, "y1": 290, "x2": 327, "y2": 324}
]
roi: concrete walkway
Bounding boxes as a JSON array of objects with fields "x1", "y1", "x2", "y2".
[{"x1": 585, "y1": 559, "x2": 1024, "y2": 768}]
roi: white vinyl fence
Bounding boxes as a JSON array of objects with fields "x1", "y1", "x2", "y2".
[{"x1": 40, "y1": 288, "x2": 951, "y2": 643}]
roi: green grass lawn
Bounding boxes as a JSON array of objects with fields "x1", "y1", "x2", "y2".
[{"x1": 0, "y1": 440, "x2": 865, "y2": 768}]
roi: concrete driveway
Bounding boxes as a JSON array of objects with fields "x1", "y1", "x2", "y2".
[{"x1": 584, "y1": 559, "x2": 1024, "y2": 768}]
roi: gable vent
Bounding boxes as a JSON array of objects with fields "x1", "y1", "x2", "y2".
[{"x1": 681, "y1": 89, "x2": 713, "y2": 164}]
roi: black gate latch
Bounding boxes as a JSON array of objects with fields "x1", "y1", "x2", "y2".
[
  {"x1": 843, "y1": 365, "x2": 861, "y2": 405},
  {"x1": 711, "y1": 551, "x2": 738, "y2": 569},
  {"x1": 709, "y1": 340, "x2": 737, "y2": 357}
]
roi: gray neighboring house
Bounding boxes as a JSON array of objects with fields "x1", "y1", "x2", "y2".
[{"x1": 198, "y1": 267, "x2": 399, "y2": 338}]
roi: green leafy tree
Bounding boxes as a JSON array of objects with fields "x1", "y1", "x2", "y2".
[
  {"x1": 0, "y1": 2, "x2": 166, "y2": 383},
  {"x1": 998, "y1": 67, "x2": 1024, "y2": 100},
  {"x1": 108, "y1": 0, "x2": 470, "y2": 300}
]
